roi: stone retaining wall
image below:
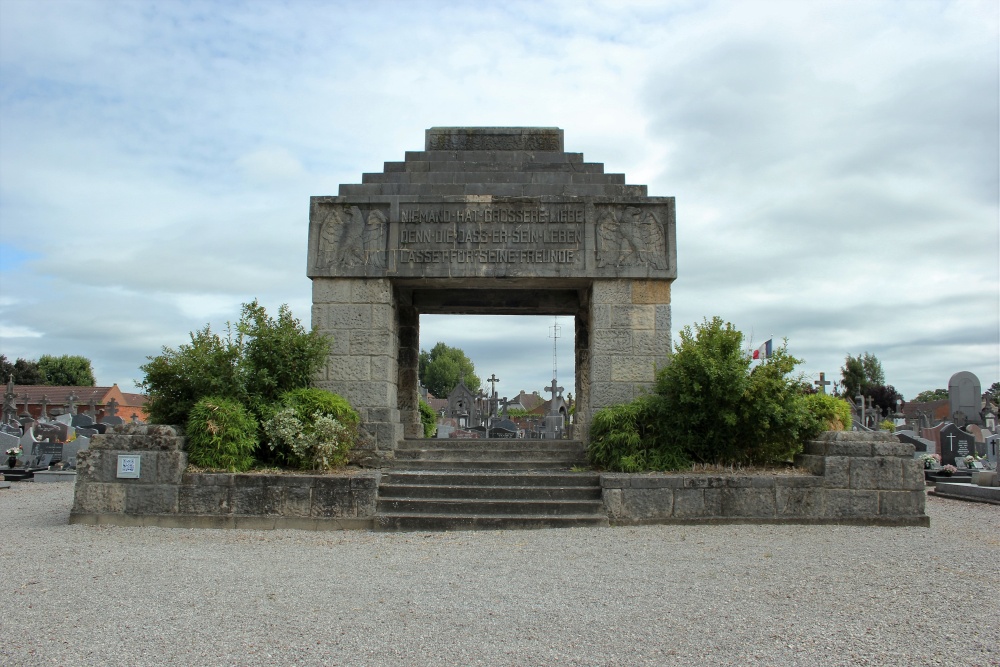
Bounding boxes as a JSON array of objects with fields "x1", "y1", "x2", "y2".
[
  {"x1": 602, "y1": 431, "x2": 928, "y2": 526},
  {"x1": 71, "y1": 427, "x2": 928, "y2": 529},
  {"x1": 70, "y1": 425, "x2": 378, "y2": 530}
]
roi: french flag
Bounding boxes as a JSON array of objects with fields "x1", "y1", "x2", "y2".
[{"x1": 753, "y1": 339, "x2": 772, "y2": 360}]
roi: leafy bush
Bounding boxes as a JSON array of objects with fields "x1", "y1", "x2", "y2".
[
  {"x1": 262, "y1": 388, "x2": 359, "y2": 469},
  {"x1": 803, "y1": 393, "x2": 852, "y2": 431},
  {"x1": 588, "y1": 396, "x2": 690, "y2": 472},
  {"x1": 588, "y1": 316, "x2": 820, "y2": 470},
  {"x1": 652, "y1": 317, "x2": 752, "y2": 464},
  {"x1": 263, "y1": 408, "x2": 353, "y2": 470},
  {"x1": 185, "y1": 397, "x2": 257, "y2": 471},
  {"x1": 879, "y1": 419, "x2": 895, "y2": 432},
  {"x1": 140, "y1": 300, "x2": 328, "y2": 428},
  {"x1": 418, "y1": 398, "x2": 437, "y2": 438}
]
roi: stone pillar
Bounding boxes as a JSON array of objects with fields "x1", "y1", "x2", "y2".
[
  {"x1": 311, "y1": 278, "x2": 402, "y2": 464},
  {"x1": 397, "y1": 300, "x2": 422, "y2": 439},
  {"x1": 587, "y1": 279, "x2": 672, "y2": 412}
]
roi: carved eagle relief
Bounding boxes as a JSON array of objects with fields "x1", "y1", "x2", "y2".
[{"x1": 596, "y1": 206, "x2": 667, "y2": 269}]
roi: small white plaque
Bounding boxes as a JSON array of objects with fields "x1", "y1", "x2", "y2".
[{"x1": 117, "y1": 454, "x2": 141, "y2": 478}]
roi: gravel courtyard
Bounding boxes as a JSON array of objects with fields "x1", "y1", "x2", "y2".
[{"x1": 1, "y1": 482, "x2": 997, "y2": 667}]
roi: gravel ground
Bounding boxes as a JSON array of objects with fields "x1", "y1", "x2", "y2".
[{"x1": 0, "y1": 483, "x2": 997, "y2": 667}]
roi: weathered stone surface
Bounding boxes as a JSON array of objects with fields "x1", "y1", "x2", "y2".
[
  {"x1": 850, "y1": 457, "x2": 901, "y2": 490},
  {"x1": 72, "y1": 482, "x2": 125, "y2": 514},
  {"x1": 125, "y1": 485, "x2": 178, "y2": 514},
  {"x1": 721, "y1": 488, "x2": 776, "y2": 517},
  {"x1": 775, "y1": 486, "x2": 823, "y2": 517},
  {"x1": 179, "y1": 484, "x2": 232, "y2": 515},
  {"x1": 879, "y1": 490, "x2": 925, "y2": 516},
  {"x1": 822, "y1": 456, "x2": 851, "y2": 488},
  {"x1": 622, "y1": 488, "x2": 673, "y2": 520},
  {"x1": 631, "y1": 280, "x2": 671, "y2": 304},
  {"x1": 825, "y1": 489, "x2": 879, "y2": 517}
]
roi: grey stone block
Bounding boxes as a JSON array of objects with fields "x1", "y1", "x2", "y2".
[
  {"x1": 901, "y1": 460, "x2": 926, "y2": 490},
  {"x1": 600, "y1": 474, "x2": 631, "y2": 489},
  {"x1": 775, "y1": 487, "x2": 823, "y2": 517},
  {"x1": 630, "y1": 476, "x2": 684, "y2": 489},
  {"x1": 622, "y1": 488, "x2": 673, "y2": 520},
  {"x1": 179, "y1": 484, "x2": 232, "y2": 515},
  {"x1": 879, "y1": 490, "x2": 925, "y2": 517},
  {"x1": 125, "y1": 485, "x2": 178, "y2": 514},
  {"x1": 604, "y1": 488, "x2": 624, "y2": 519},
  {"x1": 672, "y1": 489, "x2": 711, "y2": 518},
  {"x1": 873, "y1": 441, "x2": 914, "y2": 457},
  {"x1": 823, "y1": 456, "x2": 851, "y2": 488},
  {"x1": 684, "y1": 476, "x2": 728, "y2": 489},
  {"x1": 311, "y1": 478, "x2": 355, "y2": 518},
  {"x1": 72, "y1": 482, "x2": 125, "y2": 514},
  {"x1": 818, "y1": 431, "x2": 896, "y2": 443},
  {"x1": 850, "y1": 457, "x2": 901, "y2": 490},
  {"x1": 720, "y1": 488, "x2": 776, "y2": 517},
  {"x1": 827, "y1": 442, "x2": 874, "y2": 457},
  {"x1": 794, "y1": 454, "x2": 826, "y2": 476},
  {"x1": 825, "y1": 489, "x2": 879, "y2": 518}
]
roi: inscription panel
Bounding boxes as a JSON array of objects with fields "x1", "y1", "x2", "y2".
[{"x1": 308, "y1": 197, "x2": 675, "y2": 280}]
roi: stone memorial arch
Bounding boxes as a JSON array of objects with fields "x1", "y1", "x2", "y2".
[{"x1": 308, "y1": 127, "x2": 676, "y2": 464}]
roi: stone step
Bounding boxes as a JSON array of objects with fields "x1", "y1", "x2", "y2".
[
  {"x1": 376, "y1": 513, "x2": 609, "y2": 531},
  {"x1": 361, "y1": 171, "x2": 625, "y2": 185},
  {"x1": 378, "y1": 496, "x2": 604, "y2": 516},
  {"x1": 380, "y1": 471, "x2": 600, "y2": 487},
  {"x1": 375, "y1": 469, "x2": 606, "y2": 531},
  {"x1": 379, "y1": 483, "x2": 601, "y2": 501},
  {"x1": 395, "y1": 448, "x2": 580, "y2": 462},
  {"x1": 403, "y1": 150, "x2": 585, "y2": 163},
  {"x1": 388, "y1": 459, "x2": 585, "y2": 471},
  {"x1": 396, "y1": 438, "x2": 584, "y2": 452},
  {"x1": 338, "y1": 183, "x2": 648, "y2": 198},
  {"x1": 385, "y1": 161, "x2": 607, "y2": 174}
]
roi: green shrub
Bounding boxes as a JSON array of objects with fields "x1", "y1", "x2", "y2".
[
  {"x1": 590, "y1": 316, "x2": 821, "y2": 470},
  {"x1": 587, "y1": 396, "x2": 689, "y2": 472},
  {"x1": 803, "y1": 393, "x2": 852, "y2": 432},
  {"x1": 418, "y1": 398, "x2": 437, "y2": 438},
  {"x1": 879, "y1": 419, "x2": 895, "y2": 432},
  {"x1": 185, "y1": 397, "x2": 257, "y2": 471},
  {"x1": 652, "y1": 317, "x2": 752, "y2": 464},
  {"x1": 140, "y1": 300, "x2": 328, "y2": 429},
  {"x1": 262, "y1": 388, "x2": 359, "y2": 469}
]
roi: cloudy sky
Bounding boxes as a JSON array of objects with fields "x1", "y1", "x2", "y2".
[{"x1": 0, "y1": 0, "x2": 997, "y2": 404}]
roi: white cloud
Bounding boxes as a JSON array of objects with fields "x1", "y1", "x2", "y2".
[{"x1": 0, "y1": 0, "x2": 995, "y2": 400}]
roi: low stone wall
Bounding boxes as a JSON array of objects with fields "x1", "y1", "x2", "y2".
[
  {"x1": 602, "y1": 431, "x2": 928, "y2": 526},
  {"x1": 69, "y1": 424, "x2": 378, "y2": 530},
  {"x1": 71, "y1": 427, "x2": 927, "y2": 529}
]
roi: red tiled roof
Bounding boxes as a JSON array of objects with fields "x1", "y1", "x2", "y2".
[{"x1": 10, "y1": 385, "x2": 147, "y2": 407}]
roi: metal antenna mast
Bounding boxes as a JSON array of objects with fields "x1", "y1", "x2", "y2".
[{"x1": 549, "y1": 317, "x2": 561, "y2": 381}]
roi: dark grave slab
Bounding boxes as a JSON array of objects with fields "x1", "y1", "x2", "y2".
[
  {"x1": 939, "y1": 423, "x2": 978, "y2": 466},
  {"x1": 71, "y1": 414, "x2": 94, "y2": 428},
  {"x1": 896, "y1": 431, "x2": 933, "y2": 453}
]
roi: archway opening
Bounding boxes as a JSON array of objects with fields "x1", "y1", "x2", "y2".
[{"x1": 417, "y1": 314, "x2": 577, "y2": 439}]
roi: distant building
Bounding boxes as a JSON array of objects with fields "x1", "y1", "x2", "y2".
[{"x1": 12, "y1": 384, "x2": 148, "y2": 422}]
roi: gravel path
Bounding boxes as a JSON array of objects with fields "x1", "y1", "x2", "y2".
[{"x1": 0, "y1": 482, "x2": 997, "y2": 667}]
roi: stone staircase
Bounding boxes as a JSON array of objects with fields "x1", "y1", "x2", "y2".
[{"x1": 375, "y1": 439, "x2": 608, "y2": 530}]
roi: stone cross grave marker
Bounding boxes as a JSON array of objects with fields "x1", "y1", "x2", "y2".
[
  {"x1": 39, "y1": 395, "x2": 50, "y2": 420},
  {"x1": 814, "y1": 373, "x2": 831, "y2": 394},
  {"x1": 66, "y1": 392, "x2": 79, "y2": 417}
]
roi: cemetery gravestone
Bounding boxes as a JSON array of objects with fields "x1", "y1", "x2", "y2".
[
  {"x1": 949, "y1": 371, "x2": 982, "y2": 426},
  {"x1": 938, "y1": 423, "x2": 978, "y2": 467}
]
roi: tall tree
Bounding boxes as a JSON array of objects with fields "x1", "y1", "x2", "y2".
[
  {"x1": 418, "y1": 342, "x2": 480, "y2": 398},
  {"x1": 0, "y1": 354, "x2": 43, "y2": 384},
  {"x1": 913, "y1": 388, "x2": 948, "y2": 402},
  {"x1": 839, "y1": 352, "x2": 885, "y2": 398},
  {"x1": 37, "y1": 354, "x2": 96, "y2": 386}
]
